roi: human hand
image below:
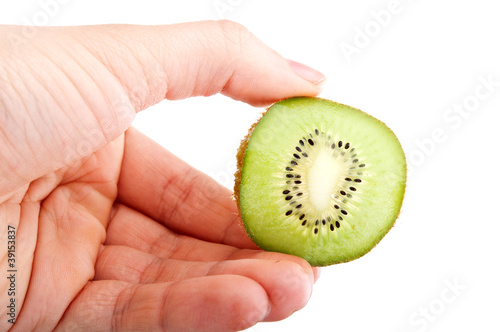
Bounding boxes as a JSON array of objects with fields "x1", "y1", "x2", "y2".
[{"x1": 0, "y1": 20, "x2": 324, "y2": 331}]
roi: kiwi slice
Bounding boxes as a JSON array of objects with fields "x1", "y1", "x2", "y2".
[{"x1": 234, "y1": 97, "x2": 406, "y2": 266}]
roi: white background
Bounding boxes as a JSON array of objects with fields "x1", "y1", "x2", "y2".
[{"x1": 2, "y1": 1, "x2": 500, "y2": 331}]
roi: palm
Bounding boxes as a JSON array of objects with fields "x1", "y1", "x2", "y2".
[
  {"x1": 5, "y1": 129, "x2": 315, "y2": 331},
  {"x1": 6, "y1": 133, "x2": 122, "y2": 330}
]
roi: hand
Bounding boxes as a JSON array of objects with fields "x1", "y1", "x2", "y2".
[{"x1": 0, "y1": 20, "x2": 324, "y2": 331}]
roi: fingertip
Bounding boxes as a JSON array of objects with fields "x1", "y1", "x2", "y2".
[
  {"x1": 212, "y1": 21, "x2": 324, "y2": 107},
  {"x1": 207, "y1": 257, "x2": 313, "y2": 323}
]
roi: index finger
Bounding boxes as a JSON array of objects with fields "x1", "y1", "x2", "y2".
[{"x1": 117, "y1": 127, "x2": 256, "y2": 248}]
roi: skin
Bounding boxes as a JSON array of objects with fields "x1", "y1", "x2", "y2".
[{"x1": 0, "y1": 20, "x2": 325, "y2": 331}]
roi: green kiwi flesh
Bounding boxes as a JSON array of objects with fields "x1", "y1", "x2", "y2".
[{"x1": 234, "y1": 97, "x2": 406, "y2": 266}]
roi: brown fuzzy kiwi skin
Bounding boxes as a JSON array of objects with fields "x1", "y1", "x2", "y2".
[{"x1": 233, "y1": 112, "x2": 264, "y2": 210}]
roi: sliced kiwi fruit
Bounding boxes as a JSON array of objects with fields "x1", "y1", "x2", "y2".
[{"x1": 234, "y1": 97, "x2": 406, "y2": 266}]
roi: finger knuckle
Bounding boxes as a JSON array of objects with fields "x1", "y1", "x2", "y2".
[{"x1": 217, "y1": 19, "x2": 255, "y2": 48}]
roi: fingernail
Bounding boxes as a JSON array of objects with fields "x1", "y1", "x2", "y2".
[{"x1": 287, "y1": 59, "x2": 325, "y2": 84}]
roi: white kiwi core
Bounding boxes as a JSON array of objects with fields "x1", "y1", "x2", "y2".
[{"x1": 306, "y1": 148, "x2": 342, "y2": 211}]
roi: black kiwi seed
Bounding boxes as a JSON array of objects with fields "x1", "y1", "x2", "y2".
[
  {"x1": 340, "y1": 190, "x2": 346, "y2": 196},
  {"x1": 314, "y1": 228, "x2": 319, "y2": 234},
  {"x1": 315, "y1": 220, "x2": 319, "y2": 226},
  {"x1": 345, "y1": 177, "x2": 352, "y2": 181},
  {"x1": 338, "y1": 216, "x2": 343, "y2": 221},
  {"x1": 345, "y1": 143, "x2": 350, "y2": 149},
  {"x1": 302, "y1": 220, "x2": 307, "y2": 226},
  {"x1": 322, "y1": 219, "x2": 326, "y2": 225},
  {"x1": 296, "y1": 204, "x2": 302, "y2": 209},
  {"x1": 353, "y1": 159, "x2": 359, "y2": 163},
  {"x1": 286, "y1": 167, "x2": 293, "y2": 171},
  {"x1": 334, "y1": 205, "x2": 340, "y2": 209},
  {"x1": 299, "y1": 140, "x2": 304, "y2": 146},
  {"x1": 330, "y1": 224, "x2": 334, "y2": 231},
  {"x1": 296, "y1": 146, "x2": 302, "y2": 152},
  {"x1": 282, "y1": 190, "x2": 290, "y2": 194},
  {"x1": 297, "y1": 192, "x2": 303, "y2": 196},
  {"x1": 308, "y1": 138, "x2": 314, "y2": 145},
  {"x1": 355, "y1": 179, "x2": 362, "y2": 183},
  {"x1": 335, "y1": 221, "x2": 341, "y2": 228},
  {"x1": 295, "y1": 180, "x2": 302, "y2": 184},
  {"x1": 359, "y1": 164, "x2": 365, "y2": 168},
  {"x1": 286, "y1": 174, "x2": 294, "y2": 178},
  {"x1": 286, "y1": 210, "x2": 292, "y2": 216},
  {"x1": 285, "y1": 196, "x2": 293, "y2": 200},
  {"x1": 341, "y1": 210, "x2": 348, "y2": 215},
  {"x1": 299, "y1": 214, "x2": 305, "y2": 220},
  {"x1": 295, "y1": 175, "x2": 301, "y2": 178},
  {"x1": 338, "y1": 141, "x2": 343, "y2": 148},
  {"x1": 293, "y1": 154, "x2": 301, "y2": 159},
  {"x1": 350, "y1": 187, "x2": 357, "y2": 191},
  {"x1": 302, "y1": 153, "x2": 308, "y2": 157},
  {"x1": 315, "y1": 129, "x2": 319, "y2": 135},
  {"x1": 291, "y1": 160, "x2": 297, "y2": 165}
]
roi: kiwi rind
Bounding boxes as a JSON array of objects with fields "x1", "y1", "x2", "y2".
[
  {"x1": 234, "y1": 97, "x2": 406, "y2": 266},
  {"x1": 234, "y1": 119, "x2": 257, "y2": 211}
]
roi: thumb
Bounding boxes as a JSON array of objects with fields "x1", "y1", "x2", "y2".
[
  {"x1": 0, "y1": 21, "x2": 324, "y2": 194},
  {"x1": 78, "y1": 20, "x2": 324, "y2": 107}
]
